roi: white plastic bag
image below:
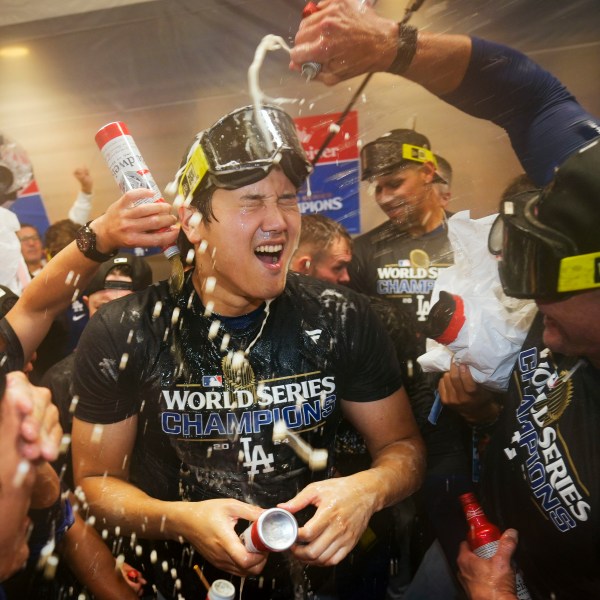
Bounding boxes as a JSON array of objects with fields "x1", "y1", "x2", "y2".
[{"x1": 417, "y1": 211, "x2": 537, "y2": 392}]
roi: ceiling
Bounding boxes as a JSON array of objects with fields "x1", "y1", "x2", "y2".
[{"x1": 0, "y1": 0, "x2": 598, "y2": 228}]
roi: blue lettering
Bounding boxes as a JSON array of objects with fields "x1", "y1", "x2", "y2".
[
  {"x1": 182, "y1": 412, "x2": 203, "y2": 437},
  {"x1": 204, "y1": 413, "x2": 226, "y2": 436},
  {"x1": 162, "y1": 412, "x2": 182, "y2": 434}
]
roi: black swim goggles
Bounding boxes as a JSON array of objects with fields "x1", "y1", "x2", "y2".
[
  {"x1": 177, "y1": 105, "x2": 311, "y2": 199},
  {"x1": 360, "y1": 140, "x2": 444, "y2": 182},
  {"x1": 488, "y1": 190, "x2": 599, "y2": 299}
]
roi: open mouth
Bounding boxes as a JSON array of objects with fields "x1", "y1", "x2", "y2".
[{"x1": 255, "y1": 244, "x2": 284, "y2": 265}]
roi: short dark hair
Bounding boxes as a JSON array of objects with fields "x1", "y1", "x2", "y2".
[{"x1": 434, "y1": 154, "x2": 452, "y2": 187}]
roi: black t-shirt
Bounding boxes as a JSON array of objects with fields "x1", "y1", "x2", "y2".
[
  {"x1": 347, "y1": 220, "x2": 453, "y2": 327},
  {"x1": 481, "y1": 314, "x2": 600, "y2": 599},
  {"x1": 74, "y1": 271, "x2": 403, "y2": 505},
  {"x1": 0, "y1": 317, "x2": 24, "y2": 374}
]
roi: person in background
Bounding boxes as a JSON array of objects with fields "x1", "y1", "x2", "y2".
[
  {"x1": 68, "y1": 166, "x2": 94, "y2": 225},
  {"x1": 290, "y1": 213, "x2": 352, "y2": 285},
  {"x1": 71, "y1": 104, "x2": 425, "y2": 600},
  {"x1": 17, "y1": 223, "x2": 45, "y2": 278},
  {"x1": 290, "y1": 4, "x2": 599, "y2": 596}
]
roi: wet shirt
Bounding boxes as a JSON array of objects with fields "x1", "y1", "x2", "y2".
[
  {"x1": 481, "y1": 315, "x2": 600, "y2": 599},
  {"x1": 0, "y1": 317, "x2": 24, "y2": 374},
  {"x1": 73, "y1": 272, "x2": 403, "y2": 507},
  {"x1": 348, "y1": 221, "x2": 453, "y2": 326}
]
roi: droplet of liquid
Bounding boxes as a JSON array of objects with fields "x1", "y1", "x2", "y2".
[{"x1": 153, "y1": 301, "x2": 163, "y2": 319}]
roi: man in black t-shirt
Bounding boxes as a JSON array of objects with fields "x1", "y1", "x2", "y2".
[{"x1": 71, "y1": 105, "x2": 425, "y2": 599}]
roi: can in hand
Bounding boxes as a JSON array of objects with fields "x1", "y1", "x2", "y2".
[{"x1": 240, "y1": 508, "x2": 298, "y2": 553}]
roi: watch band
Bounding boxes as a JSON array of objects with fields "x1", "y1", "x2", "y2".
[
  {"x1": 76, "y1": 221, "x2": 118, "y2": 262},
  {"x1": 386, "y1": 24, "x2": 418, "y2": 76}
]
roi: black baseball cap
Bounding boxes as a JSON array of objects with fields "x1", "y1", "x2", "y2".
[
  {"x1": 85, "y1": 253, "x2": 153, "y2": 297},
  {"x1": 361, "y1": 129, "x2": 446, "y2": 182},
  {"x1": 488, "y1": 137, "x2": 600, "y2": 299}
]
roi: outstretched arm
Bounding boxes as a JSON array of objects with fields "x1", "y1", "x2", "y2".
[
  {"x1": 291, "y1": 0, "x2": 599, "y2": 185},
  {"x1": 5, "y1": 189, "x2": 177, "y2": 362}
]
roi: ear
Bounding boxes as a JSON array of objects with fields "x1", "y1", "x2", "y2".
[
  {"x1": 291, "y1": 254, "x2": 313, "y2": 275},
  {"x1": 179, "y1": 205, "x2": 204, "y2": 245},
  {"x1": 420, "y1": 162, "x2": 437, "y2": 184}
]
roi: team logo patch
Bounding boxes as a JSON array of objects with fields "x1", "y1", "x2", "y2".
[{"x1": 202, "y1": 375, "x2": 223, "y2": 387}]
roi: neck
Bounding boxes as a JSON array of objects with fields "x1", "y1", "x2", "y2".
[{"x1": 191, "y1": 269, "x2": 263, "y2": 317}]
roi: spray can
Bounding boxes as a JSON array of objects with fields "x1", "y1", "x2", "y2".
[
  {"x1": 95, "y1": 122, "x2": 183, "y2": 293},
  {"x1": 240, "y1": 508, "x2": 298, "y2": 553},
  {"x1": 206, "y1": 579, "x2": 236, "y2": 600}
]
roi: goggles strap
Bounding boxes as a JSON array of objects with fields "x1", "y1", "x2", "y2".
[
  {"x1": 557, "y1": 251, "x2": 600, "y2": 293},
  {"x1": 177, "y1": 141, "x2": 210, "y2": 201},
  {"x1": 401, "y1": 144, "x2": 438, "y2": 166}
]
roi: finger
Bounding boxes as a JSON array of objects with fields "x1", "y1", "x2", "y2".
[{"x1": 458, "y1": 363, "x2": 478, "y2": 393}]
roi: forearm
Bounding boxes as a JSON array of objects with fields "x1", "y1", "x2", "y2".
[
  {"x1": 349, "y1": 436, "x2": 425, "y2": 514},
  {"x1": 402, "y1": 32, "x2": 472, "y2": 96},
  {"x1": 80, "y1": 474, "x2": 184, "y2": 541},
  {"x1": 60, "y1": 513, "x2": 138, "y2": 600}
]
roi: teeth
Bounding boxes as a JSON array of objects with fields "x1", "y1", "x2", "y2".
[{"x1": 255, "y1": 244, "x2": 283, "y2": 253}]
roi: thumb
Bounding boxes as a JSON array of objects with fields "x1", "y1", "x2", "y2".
[{"x1": 497, "y1": 528, "x2": 519, "y2": 562}]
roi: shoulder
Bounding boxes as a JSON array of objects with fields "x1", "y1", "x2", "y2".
[{"x1": 284, "y1": 272, "x2": 369, "y2": 309}]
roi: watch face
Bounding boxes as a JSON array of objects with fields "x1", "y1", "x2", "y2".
[{"x1": 77, "y1": 225, "x2": 94, "y2": 253}]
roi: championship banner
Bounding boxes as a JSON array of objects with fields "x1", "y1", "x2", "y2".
[
  {"x1": 294, "y1": 111, "x2": 360, "y2": 234},
  {"x1": 9, "y1": 180, "x2": 50, "y2": 236}
]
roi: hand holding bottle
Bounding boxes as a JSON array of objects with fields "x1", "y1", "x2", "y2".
[{"x1": 457, "y1": 529, "x2": 519, "y2": 600}]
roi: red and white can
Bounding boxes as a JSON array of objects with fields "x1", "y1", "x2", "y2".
[
  {"x1": 95, "y1": 121, "x2": 179, "y2": 259},
  {"x1": 240, "y1": 508, "x2": 298, "y2": 553}
]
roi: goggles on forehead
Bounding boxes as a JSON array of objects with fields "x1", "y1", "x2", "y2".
[
  {"x1": 488, "y1": 191, "x2": 600, "y2": 299},
  {"x1": 177, "y1": 105, "x2": 311, "y2": 200},
  {"x1": 360, "y1": 140, "x2": 439, "y2": 181}
]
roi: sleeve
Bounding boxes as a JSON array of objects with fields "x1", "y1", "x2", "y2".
[
  {"x1": 0, "y1": 317, "x2": 24, "y2": 374},
  {"x1": 441, "y1": 37, "x2": 600, "y2": 186},
  {"x1": 336, "y1": 294, "x2": 404, "y2": 402},
  {"x1": 72, "y1": 309, "x2": 141, "y2": 424},
  {"x1": 67, "y1": 191, "x2": 93, "y2": 225}
]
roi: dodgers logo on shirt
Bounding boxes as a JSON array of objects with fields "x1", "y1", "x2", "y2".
[{"x1": 202, "y1": 375, "x2": 222, "y2": 387}]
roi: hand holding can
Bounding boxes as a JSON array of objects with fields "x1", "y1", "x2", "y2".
[{"x1": 240, "y1": 508, "x2": 298, "y2": 553}]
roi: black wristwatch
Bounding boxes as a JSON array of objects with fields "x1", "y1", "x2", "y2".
[{"x1": 76, "y1": 221, "x2": 118, "y2": 262}]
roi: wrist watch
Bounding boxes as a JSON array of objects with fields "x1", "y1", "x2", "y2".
[{"x1": 76, "y1": 221, "x2": 118, "y2": 262}]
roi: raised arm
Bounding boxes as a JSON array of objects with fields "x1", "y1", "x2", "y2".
[
  {"x1": 290, "y1": 0, "x2": 600, "y2": 185},
  {"x1": 5, "y1": 189, "x2": 177, "y2": 362}
]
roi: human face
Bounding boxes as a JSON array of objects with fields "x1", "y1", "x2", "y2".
[
  {"x1": 84, "y1": 274, "x2": 134, "y2": 317},
  {"x1": 373, "y1": 164, "x2": 443, "y2": 235},
  {"x1": 311, "y1": 236, "x2": 353, "y2": 285},
  {"x1": 536, "y1": 288, "x2": 600, "y2": 367},
  {"x1": 0, "y1": 393, "x2": 35, "y2": 580},
  {"x1": 17, "y1": 226, "x2": 44, "y2": 268},
  {"x1": 184, "y1": 169, "x2": 300, "y2": 316}
]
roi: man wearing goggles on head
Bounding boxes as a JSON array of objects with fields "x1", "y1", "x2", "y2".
[
  {"x1": 71, "y1": 104, "x2": 425, "y2": 599},
  {"x1": 291, "y1": 5, "x2": 600, "y2": 599}
]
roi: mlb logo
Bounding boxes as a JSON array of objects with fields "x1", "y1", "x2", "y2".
[
  {"x1": 203, "y1": 375, "x2": 223, "y2": 387},
  {"x1": 398, "y1": 259, "x2": 410, "y2": 267}
]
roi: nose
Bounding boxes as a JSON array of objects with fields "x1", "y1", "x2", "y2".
[
  {"x1": 261, "y1": 201, "x2": 287, "y2": 233},
  {"x1": 337, "y1": 269, "x2": 350, "y2": 285}
]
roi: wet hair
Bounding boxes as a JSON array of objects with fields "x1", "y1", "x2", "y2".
[
  {"x1": 501, "y1": 173, "x2": 537, "y2": 202},
  {"x1": 298, "y1": 214, "x2": 353, "y2": 259},
  {"x1": 44, "y1": 219, "x2": 80, "y2": 258}
]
